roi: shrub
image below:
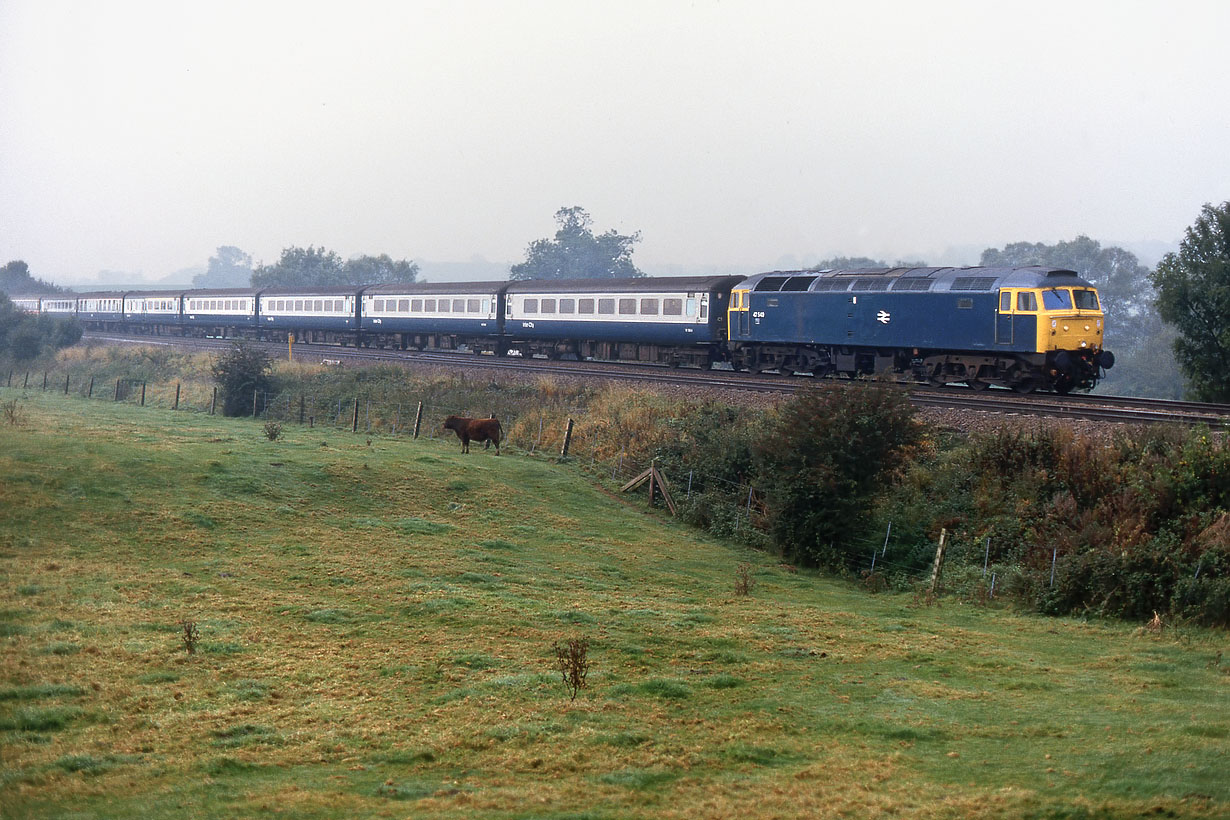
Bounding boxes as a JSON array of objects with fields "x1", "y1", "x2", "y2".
[
  {"x1": 552, "y1": 637, "x2": 590, "y2": 701},
  {"x1": 210, "y1": 343, "x2": 274, "y2": 417},
  {"x1": 752, "y1": 385, "x2": 920, "y2": 568}
]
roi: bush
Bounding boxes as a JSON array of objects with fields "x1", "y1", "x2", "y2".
[
  {"x1": 752, "y1": 385, "x2": 920, "y2": 568},
  {"x1": 210, "y1": 343, "x2": 274, "y2": 417}
]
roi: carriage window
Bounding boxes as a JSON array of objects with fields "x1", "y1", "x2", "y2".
[
  {"x1": 411, "y1": 299, "x2": 422, "y2": 312},
  {"x1": 958, "y1": 298, "x2": 974, "y2": 309},
  {"x1": 374, "y1": 299, "x2": 384, "y2": 312},
  {"x1": 314, "y1": 299, "x2": 323, "y2": 312},
  {"x1": 663, "y1": 298, "x2": 682, "y2": 315},
  {"x1": 467, "y1": 299, "x2": 479, "y2": 313},
  {"x1": 597, "y1": 298, "x2": 615, "y2": 314},
  {"x1": 335, "y1": 300, "x2": 344, "y2": 312},
  {"x1": 559, "y1": 298, "x2": 575, "y2": 314},
  {"x1": 241, "y1": 300, "x2": 248, "y2": 311},
  {"x1": 999, "y1": 292, "x2": 1012, "y2": 312},
  {"x1": 424, "y1": 299, "x2": 436, "y2": 311},
  {"x1": 686, "y1": 298, "x2": 697, "y2": 316},
  {"x1": 1017, "y1": 292, "x2": 1037, "y2": 311},
  {"x1": 640, "y1": 298, "x2": 659, "y2": 315},
  {"x1": 453, "y1": 299, "x2": 465, "y2": 312},
  {"x1": 541, "y1": 298, "x2": 556, "y2": 314},
  {"x1": 398, "y1": 299, "x2": 409, "y2": 311},
  {"x1": 293, "y1": 300, "x2": 303, "y2": 311},
  {"x1": 1074, "y1": 289, "x2": 1099, "y2": 310},
  {"x1": 482, "y1": 299, "x2": 491, "y2": 314},
  {"x1": 618, "y1": 298, "x2": 636, "y2": 314},
  {"x1": 439, "y1": 299, "x2": 450, "y2": 313},
  {"x1": 523, "y1": 299, "x2": 538, "y2": 314},
  {"x1": 580, "y1": 298, "x2": 596, "y2": 314},
  {"x1": 1042, "y1": 289, "x2": 1072, "y2": 310}
]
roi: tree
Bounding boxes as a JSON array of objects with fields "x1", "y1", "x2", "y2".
[
  {"x1": 210, "y1": 343, "x2": 275, "y2": 417},
  {"x1": 810, "y1": 256, "x2": 888, "y2": 270},
  {"x1": 0, "y1": 260, "x2": 66, "y2": 295},
  {"x1": 343, "y1": 254, "x2": 419, "y2": 285},
  {"x1": 251, "y1": 246, "x2": 346, "y2": 288},
  {"x1": 1151, "y1": 202, "x2": 1230, "y2": 402},
  {"x1": 752, "y1": 386, "x2": 920, "y2": 568},
  {"x1": 510, "y1": 207, "x2": 643, "y2": 280},
  {"x1": 193, "y1": 246, "x2": 253, "y2": 288}
]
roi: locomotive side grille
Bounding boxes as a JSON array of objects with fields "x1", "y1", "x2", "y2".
[
  {"x1": 950, "y1": 277, "x2": 998, "y2": 291},
  {"x1": 890, "y1": 278, "x2": 934, "y2": 291}
]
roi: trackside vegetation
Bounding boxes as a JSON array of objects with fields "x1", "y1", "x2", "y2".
[{"x1": 1, "y1": 387, "x2": 1228, "y2": 819}]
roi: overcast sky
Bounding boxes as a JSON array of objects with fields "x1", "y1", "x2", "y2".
[{"x1": 2, "y1": 0, "x2": 1227, "y2": 285}]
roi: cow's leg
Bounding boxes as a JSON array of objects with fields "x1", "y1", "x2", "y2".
[{"x1": 460, "y1": 435, "x2": 470, "y2": 453}]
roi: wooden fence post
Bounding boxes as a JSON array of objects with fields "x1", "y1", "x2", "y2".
[
  {"x1": 64, "y1": 373, "x2": 70, "y2": 394},
  {"x1": 299, "y1": 396, "x2": 305, "y2": 424},
  {"x1": 42, "y1": 372, "x2": 48, "y2": 390},
  {"x1": 140, "y1": 382, "x2": 146, "y2": 407},
  {"x1": 114, "y1": 378, "x2": 121, "y2": 402},
  {"x1": 174, "y1": 383, "x2": 181, "y2": 410},
  {"x1": 351, "y1": 398, "x2": 359, "y2": 433},
  {"x1": 413, "y1": 401, "x2": 423, "y2": 439},
  {"x1": 929, "y1": 528, "x2": 948, "y2": 595},
  {"x1": 210, "y1": 387, "x2": 217, "y2": 415},
  {"x1": 560, "y1": 418, "x2": 574, "y2": 459},
  {"x1": 87, "y1": 376, "x2": 94, "y2": 398}
]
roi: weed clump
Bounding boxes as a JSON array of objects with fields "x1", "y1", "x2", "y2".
[
  {"x1": 552, "y1": 637, "x2": 590, "y2": 701},
  {"x1": 179, "y1": 619, "x2": 199, "y2": 654},
  {"x1": 263, "y1": 421, "x2": 282, "y2": 441}
]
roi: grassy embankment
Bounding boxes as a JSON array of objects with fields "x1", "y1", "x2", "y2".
[{"x1": 1, "y1": 389, "x2": 1227, "y2": 819}]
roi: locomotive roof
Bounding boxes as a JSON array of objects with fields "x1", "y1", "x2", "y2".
[
  {"x1": 364, "y1": 281, "x2": 508, "y2": 295},
  {"x1": 505, "y1": 275, "x2": 744, "y2": 294},
  {"x1": 739, "y1": 266, "x2": 1093, "y2": 293}
]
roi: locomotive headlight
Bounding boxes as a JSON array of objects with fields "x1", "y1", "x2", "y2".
[
  {"x1": 1051, "y1": 319, "x2": 1058, "y2": 328},
  {"x1": 1080, "y1": 341, "x2": 1088, "y2": 348},
  {"x1": 1063, "y1": 325, "x2": 1070, "y2": 331},
  {"x1": 1084, "y1": 324, "x2": 1090, "y2": 331}
]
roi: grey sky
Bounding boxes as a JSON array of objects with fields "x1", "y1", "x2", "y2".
[{"x1": 2, "y1": 0, "x2": 1227, "y2": 285}]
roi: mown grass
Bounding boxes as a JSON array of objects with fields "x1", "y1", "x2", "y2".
[{"x1": 1, "y1": 388, "x2": 1227, "y2": 819}]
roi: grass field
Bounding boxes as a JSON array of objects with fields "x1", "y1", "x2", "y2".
[{"x1": 1, "y1": 389, "x2": 1227, "y2": 819}]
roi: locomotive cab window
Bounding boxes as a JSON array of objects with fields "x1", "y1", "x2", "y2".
[
  {"x1": 1074, "y1": 289, "x2": 1099, "y2": 310},
  {"x1": 1042, "y1": 289, "x2": 1072, "y2": 310},
  {"x1": 1016, "y1": 292, "x2": 1037, "y2": 311},
  {"x1": 999, "y1": 292, "x2": 1012, "y2": 312}
]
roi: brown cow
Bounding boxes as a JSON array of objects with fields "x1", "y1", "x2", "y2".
[{"x1": 442, "y1": 415, "x2": 502, "y2": 455}]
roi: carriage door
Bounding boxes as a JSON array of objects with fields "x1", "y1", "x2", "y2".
[
  {"x1": 995, "y1": 290, "x2": 1014, "y2": 345},
  {"x1": 731, "y1": 290, "x2": 751, "y2": 339}
]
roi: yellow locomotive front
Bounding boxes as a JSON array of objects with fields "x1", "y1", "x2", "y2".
[{"x1": 997, "y1": 282, "x2": 1114, "y2": 392}]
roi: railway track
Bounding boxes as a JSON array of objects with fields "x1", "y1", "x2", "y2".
[{"x1": 81, "y1": 332, "x2": 1230, "y2": 429}]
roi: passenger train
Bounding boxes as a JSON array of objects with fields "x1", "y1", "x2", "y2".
[{"x1": 8, "y1": 266, "x2": 1113, "y2": 393}]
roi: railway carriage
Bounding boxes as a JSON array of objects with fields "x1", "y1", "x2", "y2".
[
  {"x1": 124, "y1": 290, "x2": 184, "y2": 334},
  {"x1": 258, "y1": 287, "x2": 361, "y2": 344},
  {"x1": 183, "y1": 288, "x2": 261, "y2": 338},
  {"x1": 9, "y1": 295, "x2": 43, "y2": 313},
  {"x1": 728, "y1": 266, "x2": 1110, "y2": 392},
  {"x1": 360, "y1": 282, "x2": 504, "y2": 351},
  {"x1": 503, "y1": 275, "x2": 742, "y2": 366},
  {"x1": 40, "y1": 295, "x2": 79, "y2": 318}
]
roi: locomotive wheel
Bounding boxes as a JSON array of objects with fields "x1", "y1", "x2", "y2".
[
  {"x1": 968, "y1": 379, "x2": 991, "y2": 391},
  {"x1": 1012, "y1": 379, "x2": 1037, "y2": 394}
]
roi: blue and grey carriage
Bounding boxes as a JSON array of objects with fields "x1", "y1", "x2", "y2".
[
  {"x1": 257, "y1": 287, "x2": 360, "y2": 344},
  {"x1": 123, "y1": 290, "x2": 184, "y2": 334},
  {"x1": 503, "y1": 275, "x2": 743, "y2": 366},
  {"x1": 728, "y1": 266, "x2": 1110, "y2": 392},
  {"x1": 183, "y1": 288, "x2": 262, "y2": 338},
  {"x1": 74, "y1": 291, "x2": 126, "y2": 329},
  {"x1": 359, "y1": 281, "x2": 504, "y2": 351}
]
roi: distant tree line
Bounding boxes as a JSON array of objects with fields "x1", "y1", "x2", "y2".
[{"x1": 0, "y1": 294, "x2": 82, "y2": 362}]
